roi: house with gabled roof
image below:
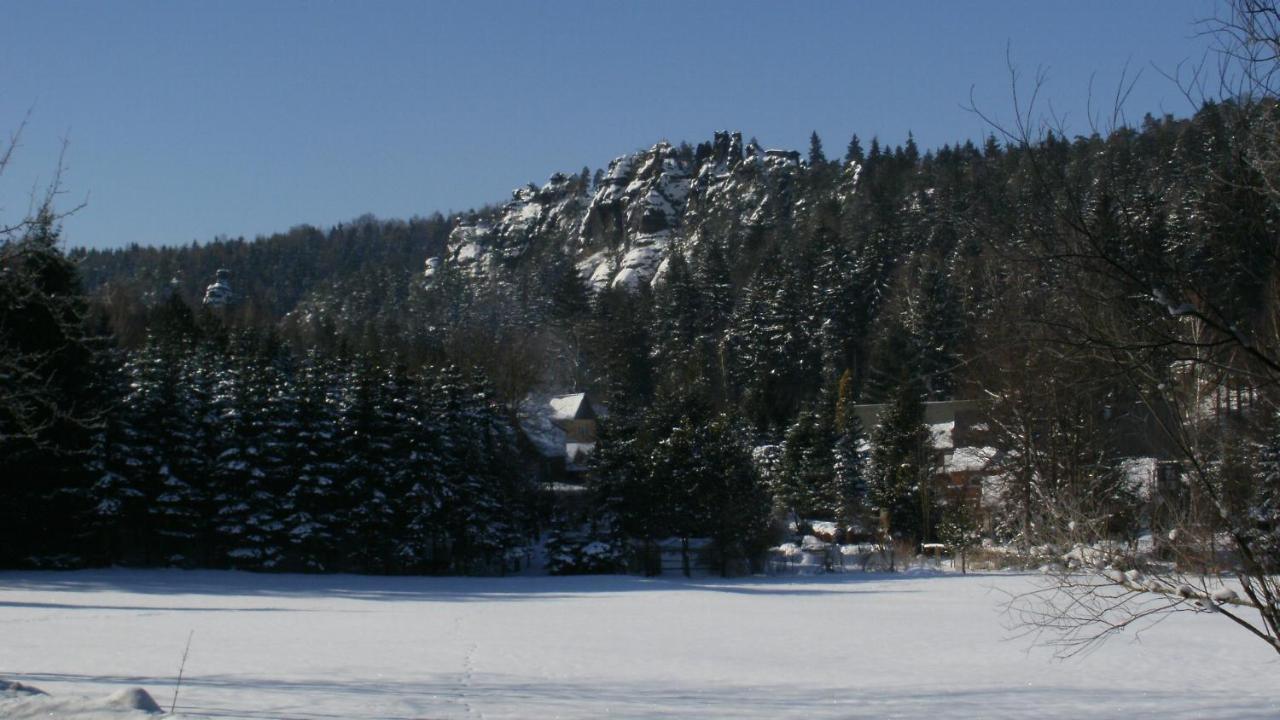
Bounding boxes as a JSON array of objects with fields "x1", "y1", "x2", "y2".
[
  {"x1": 549, "y1": 392, "x2": 607, "y2": 466},
  {"x1": 517, "y1": 391, "x2": 609, "y2": 481}
]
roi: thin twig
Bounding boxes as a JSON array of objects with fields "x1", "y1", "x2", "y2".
[{"x1": 171, "y1": 630, "x2": 194, "y2": 714}]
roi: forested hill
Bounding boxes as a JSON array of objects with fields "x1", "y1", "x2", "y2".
[
  {"x1": 76, "y1": 106, "x2": 1273, "y2": 428},
  {"x1": 73, "y1": 213, "x2": 452, "y2": 347},
  {"x1": 8, "y1": 97, "x2": 1280, "y2": 574}
]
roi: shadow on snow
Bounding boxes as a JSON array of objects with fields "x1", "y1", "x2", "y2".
[
  {"x1": 0, "y1": 568, "x2": 1002, "y2": 603},
  {"x1": 3, "y1": 669, "x2": 1274, "y2": 720}
]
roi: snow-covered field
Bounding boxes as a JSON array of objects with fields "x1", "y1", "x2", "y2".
[{"x1": 1, "y1": 569, "x2": 1276, "y2": 719}]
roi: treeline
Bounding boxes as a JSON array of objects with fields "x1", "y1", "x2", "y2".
[
  {"x1": 74, "y1": 214, "x2": 452, "y2": 350},
  {"x1": 2, "y1": 228, "x2": 531, "y2": 571}
]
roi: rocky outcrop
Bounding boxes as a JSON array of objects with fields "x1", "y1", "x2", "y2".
[
  {"x1": 425, "y1": 172, "x2": 587, "y2": 283},
  {"x1": 424, "y1": 130, "x2": 833, "y2": 294},
  {"x1": 574, "y1": 141, "x2": 696, "y2": 291},
  {"x1": 202, "y1": 269, "x2": 234, "y2": 307}
]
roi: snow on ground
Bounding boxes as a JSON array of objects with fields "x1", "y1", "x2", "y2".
[
  {"x1": 1, "y1": 685, "x2": 163, "y2": 719},
  {"x1": 1, "y1": 569, "x2": 1277, "y2": 719}
]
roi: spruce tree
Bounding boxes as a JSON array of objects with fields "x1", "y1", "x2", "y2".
[
  {"x1": 867, "y1": 378, "x2": 935, "y2": 545},
  {"x1": 651, "y1": 250, "x2": 702, "y2": 387},
  {"x1": 778, "y1": 402, "x2": 838, "y2": 522},
  {"x1": 701, "y1": 414, "x2": 773, "y2": 576},
  {"x1": 84, "y1": 349, "x2": 148, "y2": 565},
  {"x1": 284, "y1": 349, "x2": 344, "y2": 570},
  {"x1": 809, "y1": 131, "x2": 827, "y2": 166},
  {"x1": 0, "y1": 210, "x2": 102, "y2": 566},
  {"x1": 845, "y1": 134, "x2": 864, "y2": 164},
  {"x1": 148, "y1": 344, "x2": 209, "y2": 566},
  {"x1": 587, "y1": 404, "x2": 653, "y2": 572},
  {"x1": 831, "y1": 371, "x2": 868, "y2": 535},
  {"x1": 337, "y1": 357, "x2": 397, "y2": 572},
  {"x1": 724, "y1": 263, "x2": 818, "y2": 428}
]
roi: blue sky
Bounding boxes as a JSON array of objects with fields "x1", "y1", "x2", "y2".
[{"x1": 0, "y1": 0, "x2": 1220, "y2": 250}]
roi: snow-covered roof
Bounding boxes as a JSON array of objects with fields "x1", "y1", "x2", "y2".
[
  {"x1": 517, "y1": 395, "x2": 568, "y2": 458},
  {"x1": 1119, "y1": 456, "x2": 1159, "y2": 500},
  {"x1": 549, "y1": 393, "x2": 606, "y2": 422},
  {"x1": 944, "y1": 447, "x2": 997, "y2": 473},
  {"x1": 851, "y1": 399, "x2": 986, "y2": 431},
  {"x1": 519, "y1": 393, "x2": 608, "y2": 462},
  {"x1": 930, "y1": 421, "x2": 955, "y2": 450},
  {"x1": 550, "y1": 393, "x2": 593, "y2": 421}
]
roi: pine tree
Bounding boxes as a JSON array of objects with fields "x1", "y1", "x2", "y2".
[
  {"x1": 148, "y1": 344, "x2": 209, "y2": 566},
  {"x1": 723, "y1": 264, "x2": 818, "y2": 428},
  {"x1": 867, "y1": 379, "x2": 935, "y2": 545},
  {"x1": 831, "y1": 371, "x2": 868, "y2": 534},
  {"x1": 700, "y1": 414, "x2": 773, "y2": 576},
  {"x1": 936, "y1": 499, "x2": 980, "y2": 573},
  {"x1": 337, "y1": 356, "x2": 397, "y2": 572},
  {"x1": 845, "y1": 134, "x2": 864, "y2": 164},
  {"x1": 284, "y1": 349, "x2": 344, "y2": 570},
  {"x1": 692, "y1": 237, "x2": 734, "y2": 336},
  {"x1": 722, "y1": 271, "x2": 775, "y2": 414},
  {"x1": 0, "y1": 210, "x2": 102, "y2": 566},
  {"x1": 863, "y1": 310, "x2": 918, "y2": 403},
  {"x1": 546, "y1": 242, "x2": 590, "y2": 325},
  {"x1": 691, "y1": 238, "x2": 735, "y2": 400},
  {"x1": 907, "y1": 253, "x2": 962, "y2": 400},
  {"x1": 430, "y1": 365, "x2": 525, "y2": 573},
  {"x1": 778, "y1": 401, "x2": 838, "y2": 521},
  {"x1": 809, "y1": 131, "x2": 827, "y2": 166},
  {"x1": 586, "y1": 287, "x2": 654, "y2": 403},
  {"x1": 813, "y1": 231, "x2": 859, "y2": 383},
  {"x1": 204, "y1": 342, "x2": 245, "y2": 565},
  {"x1": 208, "y1": 339, "x2": 291, "y2": 570},
  {"x1": 234, "y1": 339, "x2": 296, "y2": 570},
  {"x1": 587, "y1": 404, "x2": 652, "y2": 572},
  {"x1": 395, "y1": 397, "x2": 448, "y2": 573},
  {"x1": 904, "y1": 131, "x2": 920, "y2": 165},
  {"x1": 651, "y1": 249, "x2": 702, "y2": 388},
  {"x1": 84, "y1": 349, "x2": 148, "y2": 564},
  {"x1": 116, "y1": 336, "x2": 179, "y2": 564},
  {"x1": 648, "y1": 406, "x2": 704, "y2": 577},
  {"x1": 640, "y1": 389, "x2": 772, "y2": 576}
]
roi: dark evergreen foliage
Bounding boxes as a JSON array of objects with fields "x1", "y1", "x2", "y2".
[{"x1": 9, "y1": 102, "x2": 1280, "y2": 576}]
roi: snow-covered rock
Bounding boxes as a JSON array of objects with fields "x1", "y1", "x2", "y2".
[
  {"x1": 425, "y1": 172, "x2": 589, "y2": 285},
  {"x1": 201, "y1": 269, "x2": 234, "y2": 307},
  {"x1": 1, "y1": 680, "x2": 46, "y2": 697},
  {"x1": 424, "y1": 130, "x2": 818, "y2": 295},
  {"x1": 0, "y1": 685, "x2": 165, "y2": 719},
  {"x1": 105, "y1": 688, "x2": 163, "y2": 714}
]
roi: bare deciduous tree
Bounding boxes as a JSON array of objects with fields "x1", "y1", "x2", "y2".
[
  {"x1": 0, "y1": 112, "x2": 93, "y2": 449},
  {"x1": 971, "y1": 0, "x2": 1280, "y2": 657}
]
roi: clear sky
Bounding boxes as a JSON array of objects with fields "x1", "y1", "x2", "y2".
[{"x1": 0, "y1": 0, "x2": 1221, "y2": 250}]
